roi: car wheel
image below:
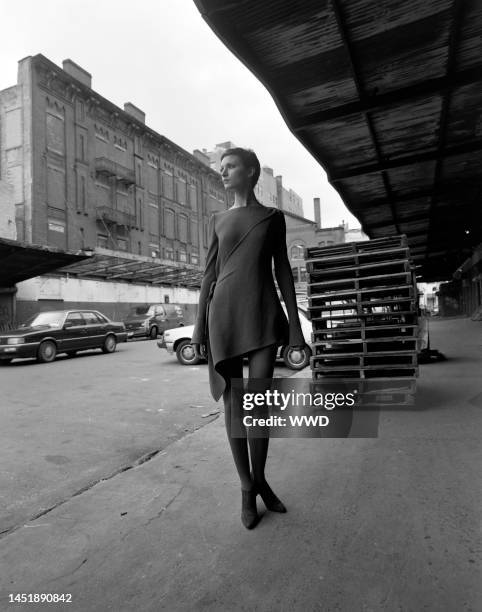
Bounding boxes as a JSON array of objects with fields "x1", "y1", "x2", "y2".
[
  {"x1": 37, "y1": 340, "x2": 57, "y2": 363},
  {"x1": 176, "y1": 339, "x2": 201, "y2": 365},
  {"x1": 102, "y1": 334, "x2": 117, "y2": 354},
  {"x1": 149, "y1": 326, "x2": 158, "y2": 340},
  {"x1": 282, "y1": 345, "x2": 311, "y2": 370}
]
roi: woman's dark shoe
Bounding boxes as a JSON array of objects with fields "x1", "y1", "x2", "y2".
[
  {"x1": 241, "y1": 487, "x2": 259, "y2": 529},
  {"x1": 253, "y1": 478, "x2": 287, "y2": 513}
]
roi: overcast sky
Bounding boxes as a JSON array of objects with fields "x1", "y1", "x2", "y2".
[{"x1": 1, "y1": 0, "x2": 360, "y2": 229}]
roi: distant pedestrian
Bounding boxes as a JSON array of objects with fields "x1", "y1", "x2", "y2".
[{"x1": 191, "y1": 147, "x2": 306, "y2": 529}]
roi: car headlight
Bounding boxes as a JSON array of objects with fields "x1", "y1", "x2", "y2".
[{"x1": 7, "y1": 337, "x2": 25, "y2": 345}]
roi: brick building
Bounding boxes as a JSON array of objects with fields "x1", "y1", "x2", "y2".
[{"x1": 0, "y1": 54, "x2": 228, "y2": 321}]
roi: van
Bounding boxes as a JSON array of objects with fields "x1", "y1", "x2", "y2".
[{"x1": 124, "y1": 303, "x2": 184, "y2": 339}]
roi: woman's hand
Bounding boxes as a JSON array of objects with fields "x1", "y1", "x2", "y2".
[{"x1": 191, "y1": 342, "x2": 207, "y2": 360}]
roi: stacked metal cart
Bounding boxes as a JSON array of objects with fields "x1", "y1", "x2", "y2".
[{"x1": 305, "y1": 235, "x2": 419, "y2": 407}]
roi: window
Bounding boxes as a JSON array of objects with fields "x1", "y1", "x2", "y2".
[
  {"x1": 149, "y1": 241, "x2": 160, "y2": 258},
  {"x1": 97, "y1": 234, "x2": 109, "y2": 248},
  {"x1": 178, "y1": 214, "x2": 188, "y2": 243},
  {"x1": 176, "y1": 178, "x2": 187, "y2": 205},
  {"x1": 290, "y1": 245, "x2": 304, "y2": 259},
  {"x1": 190, "y1": 252, "x2": 199, "y2": 265},
  {"x1": 147, "y1": 165, "x2": 158, "y2": 194},
  {"x1": 117, "y1": 238, "x2": 128, "y2": 251},
  {"x1": 178, "y1": 249, "x2": 187, "y2": 263},
  {"x1": 78, "y1": 133, "x2": 86, "y2": 161},
  {"x1": 94, "y1": 312, "x2": 109, "y2": 323},
  {"x1": 191, "y1": 219, "x2": 198, "y2": 246},
  {"x1": 48, "y1": 221, "x2": 65, "y2": 233},
  {"x1": 148, "y1": 203, "x2": 159, "y2": 236},
  {"x1": 47, "y1": 218, "x2": 66, "y2": 249},
  {"x1": 164, "y1": 209, "x2": 175, "y2": 239},
  {"x1": 46, "y1": 111, "x2": 65, "y2": 155},
  {"x1": 162, "y1": 171, "x2": 174, "y2": 199},
  {"x1": 82, "y1": 311, "x2": 101, "y2": 325},
  {"x1": 47, "y1": 166, "x2": 66, "y2": 208},
  {"x1": 76, "y1": 100, "x2": 85, "y2": 121},
  {"x1": 65, "y1": 312, "x2": 84, "y2": 327},
  {"x1": 164, "y1": 247, "x2": 174, "y2": 260}
]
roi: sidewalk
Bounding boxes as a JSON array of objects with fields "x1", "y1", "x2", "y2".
[{"x1": 1, "y1": 317, "x2": 480, "y2": 612}]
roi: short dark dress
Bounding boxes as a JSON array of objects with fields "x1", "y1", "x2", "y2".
[{"x1": 191, "y1": 203, "x2": 305, "y2": 402}]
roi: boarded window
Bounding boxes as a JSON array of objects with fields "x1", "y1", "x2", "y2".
[
  {"x1": 162, "y1": 171, "x2": 174, "y2": 200},
  {"x1": 178, "y1": 214, "x2": 188, "y2": 243},
  {"x1": 97, "y1": 234, "x2": 109, "y2": 248},
  {"x1": 47, "y1": 166, "x2": 65, "y2": 209},
  {"x1": 46, "y1": 112, "x2": 65, "y2": 154},
  {"x1": 188, "y1": 184, "x2": 197, "y2": 210},
  {"x1": 147, "y1": 165, "x2": 158, "y2": 194},
  {"x1": 116, "y1": 182, "x2": 129, "y2": 214},
  {"x1": 96, "y1": 174, "x2": 111, "y2": 207},
  {"x1": 164, "y1": 208, "x2": 175, "y2": 239},
  {"x1": 176, "y1": 179, "x2": 187, "y2": 205},
  {"x1": 191, "y1": 219, "x2": 198, "y2": 246},
  {"x1": 47, "y1": 219, "x2": 66, "y2": 249},
  {"x1": 148, "y1": 204, "x2": 159, "y2": 236}
]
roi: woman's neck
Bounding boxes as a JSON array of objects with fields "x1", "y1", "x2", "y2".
[{"x1": 233, "y1": 189, "x2": 258, "y2": 208}]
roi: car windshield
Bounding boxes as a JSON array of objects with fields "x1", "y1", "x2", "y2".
[
  {"x1": 20, "y1": 312, "x2": 65, "y2": 328},
  {"x1": 127, "y1": 306, "x2": 150, "y2": 316}
]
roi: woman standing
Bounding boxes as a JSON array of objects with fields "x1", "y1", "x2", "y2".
[{"x1": 191, "y1": 147, "x2": 306, "y2": 529}]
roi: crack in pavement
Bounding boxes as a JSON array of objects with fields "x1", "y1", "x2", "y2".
[{"x1": 0, "y1": 414, "x2": 219, "y2": 541}]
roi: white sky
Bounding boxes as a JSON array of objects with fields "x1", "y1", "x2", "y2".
[{"x1": 0, "y1": 0, "x2": 360, "y2": 229}]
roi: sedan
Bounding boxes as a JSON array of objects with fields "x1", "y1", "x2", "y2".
[
  {"x1": 157, "y1": 303, "x2": 313, "y2": 369},
  {"x1": 0, "y1": 310, "x2": 128, "y2": 364}
]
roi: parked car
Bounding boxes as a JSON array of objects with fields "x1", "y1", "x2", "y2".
[
  {"x1": 124, "y1": 303, "x2": 184, "y2": 340},
  {"x1": 0, "y1": 310, "x2": 127, "y2": 364},
  {"x1": 157, "y1": 303, "x2": 313, "y2": 369}
]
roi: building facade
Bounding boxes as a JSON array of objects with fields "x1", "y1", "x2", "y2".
[
  {"x1": 0, "y1": 54, "x2": 228, "y2": 264},
  {"x1": 0, "y1": 55, "x2": 228, "y2": 321}
]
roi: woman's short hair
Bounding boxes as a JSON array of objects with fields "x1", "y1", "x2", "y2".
[{"x1": 220, "y1": 147, "x2": 261, "y2": 189}]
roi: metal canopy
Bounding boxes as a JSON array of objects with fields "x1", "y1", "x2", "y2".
[
  {"x1": 0, "y1": 237, "x2": 92, "y2": 287},
  {"x1": 58, "y1": 247, "x2": 205, "y2": 288},
  {"x1": 194, "y1": 0, "x2": 482, "y2": 281}
]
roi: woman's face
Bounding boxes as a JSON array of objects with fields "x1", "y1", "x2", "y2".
[{"x1": 220, "y1": 154, "x2": 253, "y2": 191}]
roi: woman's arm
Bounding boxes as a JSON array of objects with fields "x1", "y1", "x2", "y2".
[
  {"x1": 272, "y1": 210, "x2": 305, "y2": 347},
  {"x1": 191, "y1": 213, "x2": 218, "y2": 345}
]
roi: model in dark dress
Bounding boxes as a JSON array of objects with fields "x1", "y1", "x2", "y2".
[
  {"x1": 191, "y1": 203, "x2": 305, "y2": 401},
  {"x1": 191, "y1": 147, "x2": 306, "y2": 530}
]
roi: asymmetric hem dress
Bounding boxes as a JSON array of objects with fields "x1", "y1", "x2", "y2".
[{"x1": 191, "y1": 204, "x2": 305, "y2": 402}]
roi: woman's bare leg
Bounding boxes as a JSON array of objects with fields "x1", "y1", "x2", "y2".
[
  {"x1": 222, "y1": 355, "x2": 253, "y2": 491},
  {"x1": 246, "y1": 343, "x2": 278, "y2": 482}
]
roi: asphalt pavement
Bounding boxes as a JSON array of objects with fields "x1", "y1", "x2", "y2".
[{"x1": 0, "y1": 316, "x2": 480, "y2": 612}]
